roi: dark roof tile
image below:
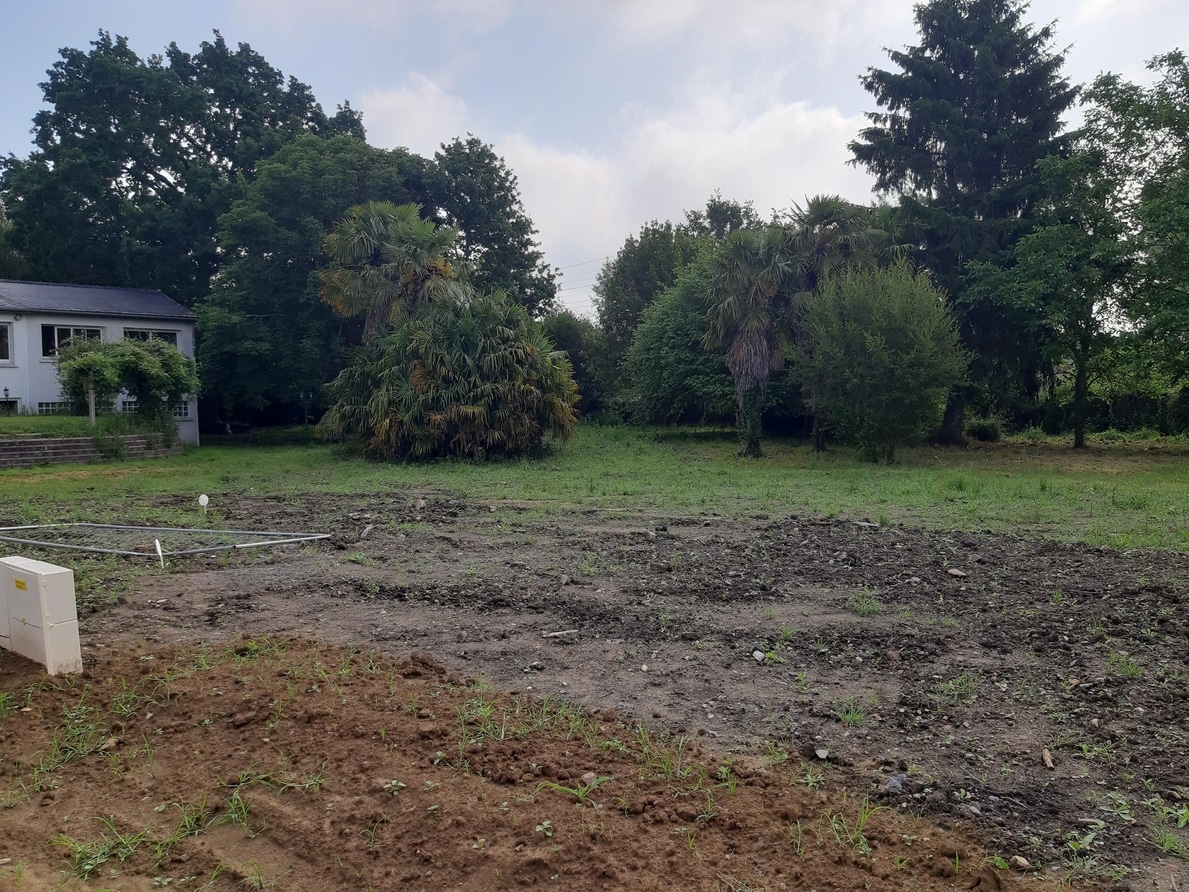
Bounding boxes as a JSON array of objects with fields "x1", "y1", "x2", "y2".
[{"x1": 0, "y1": 280, "x2": 196, "y2": 320}]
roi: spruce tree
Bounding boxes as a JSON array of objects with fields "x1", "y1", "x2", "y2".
[{"x1": 849, "y1": 0, "x2": 1076, "y2": 429}]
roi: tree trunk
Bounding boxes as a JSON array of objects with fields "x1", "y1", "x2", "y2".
[
  {"x1": 811, "y1": 413, "x2": 827, "y2": 452},
  {"x1": 739, "y1": 389, "x2": 763, "y2": 458},
  {"x1": 935, "y1": 390, "x2": 966, "y2": 445},
  {"x1": 1072, "y1": 353, "x2": 1087, "y2": 449},
  {"x1": 87, "y1": 374, "x2": 96, "y2": 426}
]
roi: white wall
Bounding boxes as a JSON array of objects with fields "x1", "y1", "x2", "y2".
[{"x1": 0, "y1": 312, "x2": 199, "y2": 445}]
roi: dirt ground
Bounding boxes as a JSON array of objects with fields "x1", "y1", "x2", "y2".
[{"x1": 2, "y1": 490, "x2": 1187, "y2": 891}]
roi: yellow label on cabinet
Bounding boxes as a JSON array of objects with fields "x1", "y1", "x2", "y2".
[{"x1": 13, "y1": 578, "x2": 27, "y2": 591}]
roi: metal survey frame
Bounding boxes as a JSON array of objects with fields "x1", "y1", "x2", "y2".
[{"x1": 0, "y1": 522, "x2": 330, "y2": 558}]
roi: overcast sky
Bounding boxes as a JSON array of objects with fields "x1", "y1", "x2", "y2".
[{"x1": 1, "y1": 0, "x2": 1185, "y2": 315}]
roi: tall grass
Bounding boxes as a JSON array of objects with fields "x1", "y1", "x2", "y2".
[{"x1": 1, "y1": 425, "x2": 1186, "y2": 549}]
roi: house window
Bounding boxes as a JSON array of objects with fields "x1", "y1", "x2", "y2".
[
  {"x1": 37, "y1": 401, "x2": 73, "y2": 415},
  {"x1": 41, "y1": 325, "x2": 102, "y2": 357},
  {"x1": 0, "y1": 322, "x2": 11, "y2": 363},
  {"x1": 121, "y1": 398, "x2": 190, "y2": 418},
  {"x1": 123, "y1": 328, "x2": 178, "y2": 346}
]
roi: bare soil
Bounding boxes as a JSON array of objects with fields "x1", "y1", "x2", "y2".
[{"x1": 2, "y1": 490, "x2": 1187, "y2": 891}]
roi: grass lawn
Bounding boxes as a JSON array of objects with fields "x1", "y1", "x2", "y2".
[
  {"x1": 0, "y1": 413, "x2": 108, "y2": 438},
  {"x1": 2, "y1": 424, "x2": 1186, "y2": 549},
  {"x1": 12, "y1": 418, "x2": 1174, "y2": 662},
  {"x1": 0, "y1": 412, "x2": 163, "y2": 439}
]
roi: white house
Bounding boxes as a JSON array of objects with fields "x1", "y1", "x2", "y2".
[{"x1": 0, "y1": 280, "x2": 199, "y2": 445}]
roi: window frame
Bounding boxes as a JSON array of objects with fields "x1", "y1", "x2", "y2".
[
  {"x1": 122, "y1": 328, "x2": 179, "y2": 346},
  {"x1": 41, "y1": 325, "x2": 103, "y2": 359},
  {"x1": 0, "y1": 321, "x2": 12, "y2": 364}
]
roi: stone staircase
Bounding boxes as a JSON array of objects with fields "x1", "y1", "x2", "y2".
[{"x1": 0, "y1": 436, "x2": 183, "y2": 469}]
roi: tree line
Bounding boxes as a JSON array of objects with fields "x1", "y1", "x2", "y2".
[
  {"x1": 571, "y1": 0, "x2": 1189, "y2": 456},
  {"x1": 5, "y1": 5, "x2": 1189, "y2": 460},
  {"x1": 0, "y1": 31, "x2": 557, "y2": 428}
]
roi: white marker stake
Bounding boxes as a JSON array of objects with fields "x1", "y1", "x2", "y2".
[
  {"x1": 198, "y1": 493, "x2": 209, "y2": 516},
  {"x1": 154, "y1": 538, "x2": 165, "y2": 570}
]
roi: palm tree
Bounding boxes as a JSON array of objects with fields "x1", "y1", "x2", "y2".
[
  {"x1": 783, "y1": 195, "x2": 887, "y2": 293},
  {"x1": 703, "y1": 226, "x2": 795, "y2": 457},
  {"x1": 318, "y1": 295, "x2": 578, "y2": 460},
  {"x1": 703, "y1": 200, "x2": 913, "y2": 457},
  {"x1": 319, "y1": 201, "x2": 468, "y2": 343}
]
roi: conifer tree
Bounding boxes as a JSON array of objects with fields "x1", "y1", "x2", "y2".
[{"x1": 849, "y1": 0, "x2": 1076, "y2": 430}]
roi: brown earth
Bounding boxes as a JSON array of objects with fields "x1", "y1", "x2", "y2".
[{"x1": 1, "y1": 490, "x2": 1188, "y2": 891}]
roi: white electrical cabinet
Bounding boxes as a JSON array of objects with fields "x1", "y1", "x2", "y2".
[{"x1": 0, "y1": 555, "x2": 83, "y2": 675}]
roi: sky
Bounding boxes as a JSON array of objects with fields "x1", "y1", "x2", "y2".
[{"x1": 1, "y1": 0, "x2": 1186, "y2": 316}]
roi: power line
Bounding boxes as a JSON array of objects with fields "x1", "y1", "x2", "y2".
[{"x1": 556, "y1": 257, "x2": 608, "y2": 271}]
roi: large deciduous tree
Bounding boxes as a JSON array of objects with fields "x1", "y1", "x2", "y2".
[
  {"x1": 0, "y1": 30, "x2": 363, "y2": 304},
  {"x1": 848, "y1": 0, "x2": 1076, "y2": 431},
  {"x1": 968, "y1": 152, "x2": 1132, "y2": 448},
  {"x1": 625, "y1": 253, "x2": 737, "y2": 425},
  {"x1": 1083, "y1": 51, "x2": 1189, "y2": 383},
  {"x1": 0, "y1": 201, "x2": 28, "y2": 279},
  {"x1": 594, "y1": 195, "x2": 758, "y2": 392},
  {"x1": 431, "y1": 136, "x2": 557, "y2": 317},
  {"x1": 594, "y1": 220, "x2": 701, "y2": 380},
  {"x1": 195, "y1": 136, "x2": 429, "y2": 421},
  {"x1": 541, "y1": 310, "x2": 608, "y2": 417}
]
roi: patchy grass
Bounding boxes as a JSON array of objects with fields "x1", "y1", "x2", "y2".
[{"x1": 3, "y1": 425, "x2": 1188, "y2": 548}]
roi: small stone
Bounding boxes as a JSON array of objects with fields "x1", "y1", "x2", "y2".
[
  {"x1": 887, "y1": 650, "x2": 901, "y2": 662},
  {"x1": 1008, "y1": 855, "x2": 1031, "y2": 870},
  {"x1": 908, "y1": 576, "x2": 921, "y2": 585},
  {"x1": 581, "y1": 772, "x2": 598, "y2": 786},
  {"x1": 752, "y1": 650, "x2": 766, "y2": 663},
  {"x1": 814, "y1": 747, "x2": 829, "y2": 761},
  {"x1": 947, "y1": 568, "x2": 967, "y2": 578}
]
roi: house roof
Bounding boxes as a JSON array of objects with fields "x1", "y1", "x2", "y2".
[{"x1": 0, "y1": 280, "x2": 196, "y2": 321}]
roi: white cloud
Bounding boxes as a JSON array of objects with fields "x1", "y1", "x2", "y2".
[
  {"x1": 624, "y1": 91, "x2": 873, "y2": 221},
  {"x1": 588, "y1": 0, "x2": 913, "y2": 61},
  {"x1": 494, "y1": 82, "x2": 874, "y2": 315},
  {"x1": 1073, "y1": 0, "x2": 1161, "y2": 24},
  {"x1": 498, "y1": 136, "x2": 625, "y2": 252},
  {"x1": 234, "y1": 0, "x2": 510, "y2": 34},
  {"x1": 360, "y1": 74, "x2": 470, "y2": 156}
]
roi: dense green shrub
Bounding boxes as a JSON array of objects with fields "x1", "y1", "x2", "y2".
[
  {"x1": 804, "y1": 263, "x2": 967, "y2": 462},
  {"x1": 965, "y1": 416, "x2": 1002, "y2": 442},
  {"x1": 541, "y1": 310, "x2": 608, "y2": 417}
]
